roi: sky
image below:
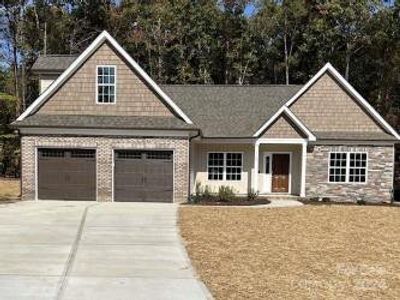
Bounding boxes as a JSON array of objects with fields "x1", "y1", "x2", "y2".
[{"x1": 244, "y1": 3, "x2": 257, "y2": 17}]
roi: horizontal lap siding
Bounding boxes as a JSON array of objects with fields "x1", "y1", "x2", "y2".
[
  {"x1": 290, "y1": 73, "x2": 385, "y2": 133},
  {"x1": 192, "y1": 144, "x2": 254, "y2": 194},
  {"x1": 36, "y1": 43, "x2": 174, "y2": 117},
  {"x1": 191, "y1": 143, "x2": 302, "y2": 195}
]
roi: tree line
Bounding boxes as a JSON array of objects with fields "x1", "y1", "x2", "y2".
[{"x1": 0, "y1": 0, "x2": 399, "y2": 176}]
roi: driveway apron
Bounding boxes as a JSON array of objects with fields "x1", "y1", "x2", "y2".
[{"x1": 0, "y1": 201, "x2": 211, "y2": 300}]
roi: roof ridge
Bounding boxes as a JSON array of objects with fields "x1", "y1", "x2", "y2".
[{"x1": 39, "y1": 54, "x2": 79, "y2": 57}]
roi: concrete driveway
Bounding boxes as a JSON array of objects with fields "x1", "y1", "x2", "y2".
[{"x1": 0, "y1": 201, "x2": 211, "y2": 300}]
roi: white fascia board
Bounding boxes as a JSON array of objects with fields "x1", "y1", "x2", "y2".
[
  {"x1": 285, "y1": 63, "x2": 400, "y2": 140},
  {"x1": 284, "y1": 108, "x2": 316, "y2": 141},
  {"x1": 284, "y1": 63, "x2": 332, "y2": 108},
  {"x1": 253, "y1": 106, "x2": 286, "y2": 137},
  {"x1": 17, "y1": 32, "x2": 107, "y2": 121},
  {"x1": 101, "y1": 31, "x2": 193, "y2": 124},
  {"x1": 325, "y1": 64, "x2": 400, "y2": 140},
  {"x1": 256, "y1": 138, "x2": 307, "y2": 145},
  {"x1": 253, "y1": 106, "x2": 316, "y2": 141},
  {"x1": 17, "y1": 31, "x2": 193, "y2": 124}
]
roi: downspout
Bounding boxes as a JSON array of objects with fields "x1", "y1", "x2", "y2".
[
  {"x1": 14, "y1": 129, "x2": 22, "y2": 200},
  {"x1": 188, "y1": 130, "x2": 201, "y2": 201}
]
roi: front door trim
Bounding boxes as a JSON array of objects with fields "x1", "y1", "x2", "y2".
[{"x1": 263, "y1": 151, "x2": 292, "y2": 195}]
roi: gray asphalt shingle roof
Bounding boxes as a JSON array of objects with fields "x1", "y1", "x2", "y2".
[
  {"x1": 31, "y1": 55, "x2": 78, "y2": 73},
  {"x1": 24, "y1": 56, "x2": 398, "y2": 141},
  {"x1": 13, "y1": 114, "x2": 196, "y2": 131},
  {"x1": 313, "y1": 131, "x2": 397, "y2": 141},
  {"x1": 161, "y1": 84, "x2": 302, "y2": 137}
]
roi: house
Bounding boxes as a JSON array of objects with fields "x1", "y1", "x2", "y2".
[{"x1": 12, "y1": 31, "x2": 400, "y2": 203}]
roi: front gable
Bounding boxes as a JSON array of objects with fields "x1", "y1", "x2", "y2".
[
  {"x1": 261, "y1": 114, "x2": 306, "y2": 139},
  {"x1": 36, "y1": 42, "x2": 174, "y2": 117},
  {"x1": 254, "y1": 63, "x2": 400, "y2": 140},
  {"x1": 289, "y1": 73, "x2": 384, "y2": 133},
  {"x1": 17, "y1": 31, "x2": 192, "y2": 124}
]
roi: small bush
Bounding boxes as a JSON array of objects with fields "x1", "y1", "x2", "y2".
[
  {"x1": 247, "y1": 189, "x2": 258, "y2": 201},
  {"x1": 188, "y1": 194, "x2": 198, "y2": 203},
  {"x1": 195, "y1": 182, "x2": 202, "y2": 197},
  {"x1": 218, "y1": 186, "x2": 236, "y2": 202},
  {"x1": 357, "y1": 199, "x2": 367, "y2": 205},
  {"x1": 203, "y1": 185, "x2": 212, "y2": 199}
]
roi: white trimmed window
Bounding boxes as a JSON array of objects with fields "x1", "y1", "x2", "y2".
[
  {"x1": 329, "y1": 152, "x2": 347, "y2": 182},
  {"x1": 97, "y1": 66, "x2": 116, "y2": 103},
  {"x1": 208, "y1": 152, "x2": 242, "y2": 181},
  {"x1": 329, "y1": 152, "x2": 367, "y2": 183},
  {"x1": 349, "y1": 153, "x2": 367, "y2": 183}
]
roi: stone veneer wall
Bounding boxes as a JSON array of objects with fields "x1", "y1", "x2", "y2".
[
  {"x1": 21, "y1": 135, "x2": 189, "y2": 202},
  {"x1": 306, "y1": 144, "x2": 394, "y2": 202}
]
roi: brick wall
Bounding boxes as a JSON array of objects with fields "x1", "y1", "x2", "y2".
[
  {"x1": 21, "y1": 135, "x2": 189, "y2": 203},
  {"x1": 306, "y1": 144, "x2": 394, "y2": 202}
]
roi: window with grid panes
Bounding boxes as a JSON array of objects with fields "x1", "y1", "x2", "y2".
[{"x1": 97, "y1": 66, "x2": 116, "y2": 103}]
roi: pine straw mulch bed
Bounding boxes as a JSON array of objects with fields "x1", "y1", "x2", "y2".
[
  {"x1": 179, "y1": 205, "x2": 400, "y2": 300},
  {"x1": 299, "y1": 199, "x2": 398, "y2": 207},
  {"x1": 183, "y1": 197, "x2": 270, "y2": 206},
  {"x1": 0, "y1": 178, "x2": 20, "y2": 202}
]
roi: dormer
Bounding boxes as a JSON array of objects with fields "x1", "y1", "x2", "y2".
[{"x1": 31, "y1": 54, "x2": 78, "y2": 94}]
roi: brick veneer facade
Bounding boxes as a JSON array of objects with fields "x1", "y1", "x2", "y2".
[
  {"x1": 21, "y1": 135, "x2": 189, "y2": 202},
  {"x1": 306, "y1": 144, "x2": 394, "y2": 202}
]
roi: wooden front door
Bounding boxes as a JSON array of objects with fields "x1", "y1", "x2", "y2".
[{"x1": 272, "y1": 154, "x2": 290, "y2": 193}]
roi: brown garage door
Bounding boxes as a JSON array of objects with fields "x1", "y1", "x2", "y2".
[
  {"x1": 114, "y1": 150, "x2": 173, "y2": 202},
  {"x1": 38, "y1": 148, "x2": 96, "y2": 200}
]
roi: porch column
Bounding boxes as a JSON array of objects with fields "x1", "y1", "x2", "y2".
[
  {"x1": 253, "y1": 141, "x2": 260, "y2": 192},
  {"x1": 300, "y1": 141, "x2": 307, "y2": 197}
]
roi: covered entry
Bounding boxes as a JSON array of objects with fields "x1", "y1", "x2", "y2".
[
  {"x1": 38, "y1": 148, "x2": 96, "y2": 200},
  {"x1": 114, "y1": 150, "x2": 173, "y2": 202},
  {"x1": 271, "y1": 153, "x2": 291, "y2": 193}
]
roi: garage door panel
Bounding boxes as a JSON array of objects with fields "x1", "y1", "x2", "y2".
[
  {"x1": 114, "y1": 188, "x2": 146, "y2": 202},
  {"x1": 114, "y1": 175, "x2": 144, "y2": 187},
  {"x1": 38, "y1": 149, "x2": 96, "y2": 201},
  {"x1": 144, "y1": 190, "x2": 172, "y2": 203},
  {"x1": 146, "y1": 175, "x2": 172, "y2": 188},
  {"x1": 114, "y1": 150, "x2": 173, "y2": 202}
]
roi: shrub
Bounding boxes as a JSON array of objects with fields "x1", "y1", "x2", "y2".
[
  {"x1": 218, "y1": 186, "x2": 236, "y2": 202},
  {"x1": 188, "y1": 194, "x2": 198, "y2": 203},
  {"x1": 195, "y1": 182, "x2": 202, "y2": 197},
  {"x1": 203, "y1": 185, "x2": 212, "y2": 199},
  {"x1": 247, "y1": 189, "x2": 258, "y2": 201},
  {"x1": 357, "y1": 199, "x2": 367, "y2": 205}
]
